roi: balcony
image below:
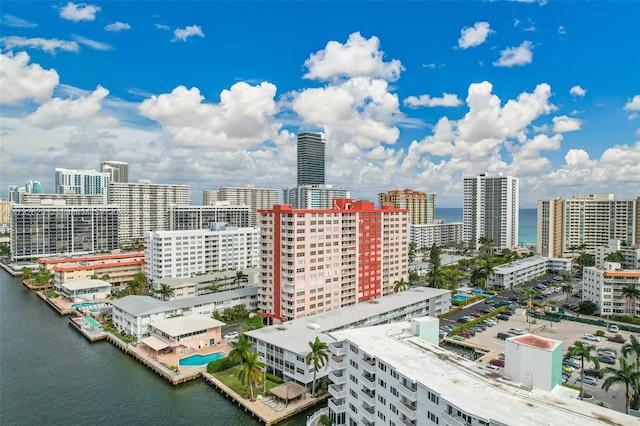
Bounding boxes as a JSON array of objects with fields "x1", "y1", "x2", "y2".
[
  {"x1": 360, "y1": 358, "x2": 375, "y2": 374},
  {"x1": 397, "y1": 399, "x2": 417, "y2": 420},
  {"x1": 361, "y1": 405, "x2": 375, "y2": 423},
  {"x1": 328, "y1": 370, "x2": 346, "y2": 384},
  {"x1": 329, "y1": 355, "x2": 345, "y2": 369},
  {"x1": 361, "y1": 373, "x2": 375, "y2": 390},
  {"x1": 440, "y1": 411, "x2": 469, "y2": 426},
  {"x1": 329, "y1": 342, "x2": 346, "y2": 356},
  {"x1": 328, "y1": 398, "x2": 346, "y2": 414},
  {"x1": 398, "y1": 381, "x2": 417, "y2": 401},
  {"x1": 400, "y1": 417, "x2": 417, "y2": 426},
  {"x1": 328, "y1": 383, "x2": 346, "y2": 399},
  {"x1": 361, "y1": 388, "x2": 375, "y2": 405}
]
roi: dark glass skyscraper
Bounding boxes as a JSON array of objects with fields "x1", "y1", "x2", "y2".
[{"x1": 296, "y1": 132, "x2": 325, "y2": 186}]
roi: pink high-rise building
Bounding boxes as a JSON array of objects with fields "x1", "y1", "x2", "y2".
[{"x1": 258, "y1": 199, "x2": 409, "y2": 323}]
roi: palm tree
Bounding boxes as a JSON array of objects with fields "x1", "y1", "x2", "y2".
[
  {"x1": 208, "y1": 283, "x2": 219, "y2": 293},
  {"x1": 478, "y1": 236, "x2": 494, "y2": 259},
  {"x1": 156, "y1": 284, "x2": 174, "y2": 301},
  {"x1": 601, "y1": 357, "x2": 640, "y2": 414},
  {"x1": 427, "y1": 267, "x2": 446, "y2": 289},
  {"x1": 21, "y1": 267, "x2": 33, "y2": 284},
  {"x1": 229, "y1": 335, "x2": 251, "y2": 365},
  {"x1": 567, "y1": 341, "x2": 600, "y2": 400},
  {"x1": 621, "y1": 284, "x2": 640, "y2": 317},
  {"x1": 100, "y1": 274, "x2": 110, "y2": 281},
  {"x1": 393, "y1": 277, "x2": 409, "y2": 293},
  {"x1": 306, "y1": 337, "x2": 329, "y2": 397},
  {"x1": 233, "y1": 270, "x2": 246, "y2": 289},
  {"x1": 125, "y1": 279, "x2": 142, "y2": 295},
  {"x1": 562, "y1": 283, "x2": 573, "y2": 303},
  {"x1": 605, "y1": 250, "x2": 625, "y2": 263},
  {"x1": 622, "y1": 334, "x2": 640, "y2": 372},
  {"x1": 238, "y1": 351, "x2": 266, "y2": 401}
]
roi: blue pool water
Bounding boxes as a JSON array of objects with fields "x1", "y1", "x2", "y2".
[
  {"x1": 179, "y1": 352, "x2": 226, "y2": 366},
  {"x1": 71, "y1": 302, "x2": 104, "y2": 309},
  {"x1": 452, "y1": 295, "x2": 470, "y2": 302},
  {"x1": 86, "y1": 318, "x2": 101, "y2": 327}
]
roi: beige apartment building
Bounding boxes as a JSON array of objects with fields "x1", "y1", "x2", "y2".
[{"x1": 378, "y1": 189, "x2": 436, "y2": 225}]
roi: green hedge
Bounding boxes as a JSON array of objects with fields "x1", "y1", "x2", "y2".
[
  {"x1": 207, "y1": 356, "x2": 239, "y2": 373},
  {"x1": 451, "y1": 306, "x2": 506, "y2": 336},
  {"x1": 266, "y1": 372, "x2": 283, "y2": 383}
]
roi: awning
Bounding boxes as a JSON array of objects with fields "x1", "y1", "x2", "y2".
[{"x1": 141, "y1": 335, "x2": 170, "y2": 351}]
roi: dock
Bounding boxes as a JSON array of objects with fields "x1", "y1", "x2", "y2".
[
  {"x1": 35, "y1": 291, "x2": 77, "y2": 315},
  {"x1": 202, "y1": 373, "x2": 328, "y2": 426},
  {"x1": 68, "y1": 317, "x2": 108, "y2": 342}
]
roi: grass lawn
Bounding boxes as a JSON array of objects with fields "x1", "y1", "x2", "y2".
[
  {"x1": 42, "y1": 289, "x2": 59, "y2": 298},
  {"x1": 212, "y1": 365, "x2": 280, "y2": 399}
]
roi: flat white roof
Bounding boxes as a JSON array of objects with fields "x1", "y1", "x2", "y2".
[
  {"x1": 329, "y1": 321, "x2": 630, "y2": 425},
  {"x1": 62, "y1": 279, "x2": 111, "y2": 291},
  {"x1": 150, "y1": 314, "x2": 225, "y2": 337}
]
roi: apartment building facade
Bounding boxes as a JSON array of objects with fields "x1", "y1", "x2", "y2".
[
  {"x1": 145, "y1": 224, "x2": 260, "y2": 280},
  {"x1": 409, "y1": 221, "x2": 463, "y2": 250},
  {"x1": 257, "y1": 199, "x2": 408, "y2": 323},
  {"x1": 583, "y1": 262, "x2": 640, "y2": 317},
  {"x1": 378, "y1": 189, "x2": 436, "y2": 225},
  {"x1": 169, "y1": 203, "x2": 250, "y2": 230},
  {"x1": 282, "y1": 185, "x2": 352, "y2": 209},
  {"x1": 203, "y1": 185, "x2": 279, "y2": 226},
  {"x1": 108, "y1": 180, "x2": 190, "y2": 245},
  {"x1": 486, "y1": 256, "x2": 571, "y2": 289},
  {"x1": 55, "y1": 168, "x2": 110, "y2": 203},
  {"x1": 20, "y1": 193, "x2": 105, "y2": 206},
  {"x1": 463, "y1": 172, "x2": 519, "y2": 250},
  {"x1": 100, "y1": 160, "x2": 129, "y2": 183}
]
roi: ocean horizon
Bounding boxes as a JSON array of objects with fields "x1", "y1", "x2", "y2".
[{"x1": 436, "y1": 207, "x2": 536, "y2": 246}]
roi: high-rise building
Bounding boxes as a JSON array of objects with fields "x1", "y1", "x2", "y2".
[
  {"x1": 145, "y1": 223, "x2": 260, "y2": 280},
  {"x1": 7, "y1": 186, "x2": 21, "y2": 203},
  {"x1": 379, "y1": 189, "x2": 436, "y2": 224},
  {"x1": 100, "y1": 161, "x2": 129, "y2": 183},
  {"x1": 297, "y1": 132, "x2": 325, "y2": 186},
  {"x1": 24, "y1": 180, "x2": 43, "y2": 194},
  {"x1": 282, "y1": 184, "x2": 352, "y2": 209},
  {"x1": 108, "y1": 180, "x2": 190, "y2": 245},
  {"x1": 258, "y1": 199, "x2": 409, "y2": 323},
  {"x1": 583, "y1": 262, "x2": 640, "y2": 317},
  {"x1": 55, "y1": 168, "x2": 110, "y2": 203},
  {"x1": 20, "y1": 193, "x2": 105, "y2": 205},
  {"x1": 203, "y1": 185, "x2": 279, "y2": 226},
  {"x1": 410, "y1": 221, "x2": 463, "y2": 250},
  {"x1": 463, "y1": 172, "x2": 519, "y2": 250},
  {"x1": 169, "y1": 203, "x2": 250, "y2": 230},
  {"x1": 10, "y1": 204, "x2": 119, "y2": 261},
  {"x1": 537, "y1": 194, "x2": 638, "y2": 257}
]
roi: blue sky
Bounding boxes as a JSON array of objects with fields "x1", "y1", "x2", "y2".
[{"x1": 1, "y1": 1, "x2": 639, "y2": 208}]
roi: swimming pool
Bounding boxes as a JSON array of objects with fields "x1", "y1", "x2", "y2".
[
  {"x1": 86, "y1": 317, "x2": 101, "y2": 328},
  {"x1": 452, "y1": 295, "x2": 470, "y2": 302},
  {"x1": 71, "y1": 302, "x2": 104, "y2": 309},
  {"x1": 179, "y1": 352, "x2": 226, "y2": 366}
]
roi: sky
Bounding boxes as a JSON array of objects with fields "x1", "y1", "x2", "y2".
[{"x1": 1, "y1": 1, "x2": 639, "y2": 208}]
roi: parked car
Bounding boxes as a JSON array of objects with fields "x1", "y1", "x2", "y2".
[
  {"x1": 224, "y1": 331, "x2": 239, "y2": 341},
  {"x1": 608, "y1": 324, "x2": 619, "y2": 333},
  {"x1": 502, "y1": 310, "x2": 513, "y2": 316},
  {"x1": 582, "y1": 334, "x2": 600, "y2": 342},
  {"x1": 562, "y1": 365, "x2": 574, "y2": 373},
  {"x1": 439, "y1": 330, "x2": 449, "y2": 338},
  {"x1": 458, "y1": 317, "x2": 471, "y2": 323},
  {"x1": 496, "y1": 314, "x2": 510, "y2": 321},
  {"x1": 509, "y1": 328, "x2": 526, "y2": 335},
  {"x1": 481, "y1": 307, "x2": 494, "y2": 314},
  {"x1": 497, "y1": 332, "x2": 512, "y2": 340},
  {"x1": 583, "y1": 369, "x2": 604, "y2": 379},
  {"x1": 490, "y1": 358, "x2": 505, "y2": 367},
  {"x1": 482, "y1": 319, "x2": 496, "y2": 327},
  {"x1": 598, "y1": 347, "x2": 618, "y2": 356},
  {"x1": 470, "y1": 312, "x2": 482, "y2": 318},
  {"x1": 607, "y1": 336, "x2": 626, "y2": 344},
  {"x1": 485, "y1": 364, "x2": 501, "y2": 372},
  {"x1": 577, "y1": 376, "x2": 598, "y2": 386},
  {"x1": 458, "y1": 332, "x2": 471, "y2": 339},
  {"x1": 563, "y1": 359, "x2": 580, "y2": 369},
  {"x1": 597, "y1": 355, "x2": 616, "y2": 365}
]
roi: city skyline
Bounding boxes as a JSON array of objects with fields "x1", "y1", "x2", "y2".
[{"x1": 1, "y1": 2, "x2": 639, "y2": 207}]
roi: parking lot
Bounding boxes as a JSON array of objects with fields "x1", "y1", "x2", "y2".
[{"x1": 443, "y1": 309, "x2": 634, "y2": 413}]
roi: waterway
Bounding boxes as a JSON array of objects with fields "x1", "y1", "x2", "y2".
[{"x1": 0, "y1": 272, "x2": 316, "y2": 425}]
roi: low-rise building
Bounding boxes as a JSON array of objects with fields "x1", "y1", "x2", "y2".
[
  {"x1": 151, "y1": 268, "x2": 258, "y2": 300},
  {"x1": 409, "y1": 221, "x2": 464, "y2": 250},
  {"x1": 141, "y1": 314, "x2": 225, "y2": 356},
  {"x1": 59, "y1": 279, "x2": 112, "y2": 302},
  {"x1": 245, "y1": 287, "x2": 450, "y2": 390},
  {"x1": 583, "y1": 262, "x2": 640, "y2": 317},
  {"x1": 39, "y1": 252, "x2": 145, "y2": 290},
  {"x1": 504, "y1": 334, "x2": 563, "y2": 391},
  {"x1": 324, "y1": 318, "x2": 629, "y2": 426},
  {"x1": 595, "y1": 239, "x2": 640, "y2": 269},
  {"x1": 487, "y1": 256, "x2": 571, "y2": 289},
  {"x1": 111, "y1": 287, "x2": 258, "y2": 340}
]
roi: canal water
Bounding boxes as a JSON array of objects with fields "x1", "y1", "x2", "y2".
[{"x1": 0, "y1": 271, "x2": 315, "y2": 425}]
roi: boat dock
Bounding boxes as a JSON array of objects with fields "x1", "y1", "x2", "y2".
[
  {"x1": 35, "y1": 291, "x2": 77, "y2": 315},
  {"x1": 68, "y1": 317, "x2": 108, "y2": 342}
]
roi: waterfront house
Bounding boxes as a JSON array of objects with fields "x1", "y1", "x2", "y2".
[
  {"x1": 60, "y1": 279, "x2": 112, "y2": 302},
  {"x1": 141, "y1": 314, "x2": 225, "y2": 357}
]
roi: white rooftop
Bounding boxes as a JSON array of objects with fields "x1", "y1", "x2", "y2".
[
  {"x1": 150, "y1": 314, "x2": 224, "y2": 337},
  {"x1": 62, "y1": 279, "x2": 111, "y2": 291},
  {"x1": 329, "y1": 321, "x2": 631, "y2": 426}
]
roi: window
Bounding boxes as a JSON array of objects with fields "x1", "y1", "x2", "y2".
[{"x1": 428, "y1": 412, "x2": 439, "y2": 424}]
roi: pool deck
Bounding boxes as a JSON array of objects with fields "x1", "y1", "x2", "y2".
[{"x1": 68, "y1": 316, "x2": 108, "y2": 342}]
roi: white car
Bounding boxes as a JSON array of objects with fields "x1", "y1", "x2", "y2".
[
  {"x1": 582, "y1": 334, "x2": 600, "y2": 342},
  {"x1": 224, "y1": 331, "x2": 239, "y2": 341},
  {"x1": 485, "y1": 364, "x2": 500, "y2": 372},
  {"x1": 509, "y1": 328, "x2": 526, "y2": 335},
  {"x1": 578, "y1": 376, "x2": 598, "y2": 386}
]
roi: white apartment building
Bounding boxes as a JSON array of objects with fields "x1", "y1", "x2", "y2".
[
  {"x1": 409, "y1": 221, "x2": 463, "y2": 250},
  {"x1": 282, "y1": 185, "x2": 352, "y2": 209},
  {"x1": 595, "y1": 239, "x2": 640, "y2": 269},
  {"x1": 145, "y1": 224, "x2": 259, "y2": 280},
  {"x1": 324, "y1": 319, "x2": 628, "y2": 426},
  {"x1": 537, "y1": 194, "x2": 638, "y2": 257},
  {"x1": 245, "y1": 287, "x2": 451, "y2": 391},
  {"x1": 583, "y1": 262, "x2": 640, "y2": 317},
  {"x1": 111, "y1": 287, "x2": 258, "y2": 340},
  {"x1": 20, "y1": 193, "x2": 105, "y2": 205},
  {"x1": 108, "y1": 180, "x2": 190, "y2": 245},
  {"x1": 151, "y1": 268, "x2": 258, "y2": 300},
  {"x1": 486, "y1": 256, "x2": 571, "y2": 289},
  {"x1": 55, "y1": 168, "x2": 110, "y2": 204},
  {"x1": 258, "y1": 199, "x2": 408, "y2": 323},
  {"x1": 463, "y1": 172, "x2": 519, "y2": 250},
  {"x1": 169, "y1": 202, "x2": 250, "y2": 230},
  {"x1": 203, "y1": 185, "x2": 280, "y2": 226}
]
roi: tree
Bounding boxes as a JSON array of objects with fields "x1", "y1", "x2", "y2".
[
  {"x1": 100, "y1": 274, "x2": 110, "y2": 281},
  {"x1": 427, "y1": 267, "x2": 446, "y2": 289},
  {"x1": 0, "y1": 242, "x2": 10, "y2": 258},
  {"x1": 621, "y1": 284, "x2": 640, "y2": 317},
  {"x1": 208, "y1": 283, "x2": 219, "y2": 293},
  {"x1": 243, "y1": 314, "x2": 264, "y2": 332},
  {"x1": 238, "y1": 351, "x2": 266, "y2": 401},
  {"x1": 601, "y1": 357, "x2": 640, "y2": 414},
  {"x1": 622, "y1": 335, "x2": 640, "y2": 410},
  {"x1": 562, "y1": 284, "x2": 573, "y2": 303},
  {"x1": 605, "y1": 250, "x2": 625, "y2": 264},
  {"x1": 306, "y1": 337, "x2": 329, "y2": 397},
  {"x1": 577, "y1": 300, "x2": 597, "y2": 315},
  {"x1": 156, "y1": 284, "x2": 174, "y2": 301},
  {"x1": 408, "y1": 242, "x2": 417, "y2": 263},
  {"x1": 393, "y1": 277, "x2": 409, "y2": 293},
  {"x1": 125, "y1": 279, "x2": 142, "y2": 295},
  {"x1": 428, "y1": 243, "x2": 441, "y2": 271},
  {"x1": 21, "y1": 267, "x2": 34, "y2": 284},
  {"x1": 229, "y1": 335, "x2": 251, "y2": 365},
  {"x1": 567, "y1": 340, "x2": 600, "y2": 401},
  {"x1": 478, "y1": 236, "x2": 494, "y2": 259},
  {"x1": 233, "y1": 270, "x2": 246, "y2": 289}
]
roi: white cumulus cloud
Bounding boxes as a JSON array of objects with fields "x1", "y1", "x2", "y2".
[
  {"x1": 58, "y1": 2, "x2": 101, "y2": 22},
  {"x1": 570, "y1": 85, "x2": 586, "y2": 97},
  {"x1": 303, "y1": 32, "x2": 404, "y2": 82},
  {"x1": 552, "y1": 115, "x2": 582, "y2": 133},
  {"x1": 105, "y1": 22, "x2": 131, "y2": 32},
  {"x1": 457, "y1": 22, "x2": 493, "y2": 49},
  {"x1": 624, "y1": 95, "x2": 640, "y2": 111},
  {"x1": 0, "y1": 36, "x2": 79, "y2": 54},
  {"x1": 0, "y1": 51, "x2": 59, "y2": 105},
  {"x1": 403, "y1": 93, "x2": 462, "y2": 108},
  {"x1": 493, "y1": 41, "x2": 533, "y2": 67},
  {"x1": 172, "y1": 25, "x2": 205, "y2": 42}
]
